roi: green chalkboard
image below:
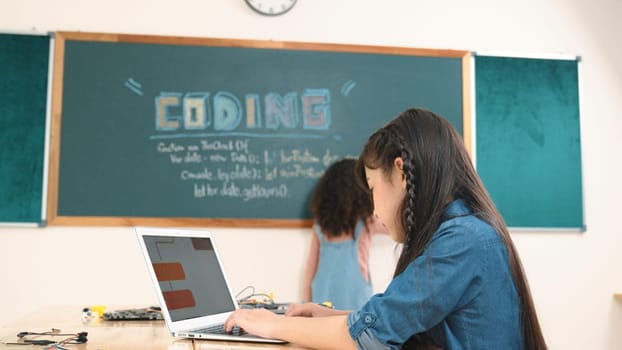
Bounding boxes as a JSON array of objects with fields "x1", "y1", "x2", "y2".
[
  {"x1": 475, "y1": 55, "x2": 583, "y2": 229},
  {"x1": 0, "y1": 33, "x2": 49, "y2": 224},
  {"x1": 48, "y1": 32, "x2": 470, "y2": 227}
]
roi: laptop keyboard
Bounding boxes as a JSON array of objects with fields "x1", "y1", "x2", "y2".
[{"x1": 196, "y1": 323, "x2": 246, "y2": 336}]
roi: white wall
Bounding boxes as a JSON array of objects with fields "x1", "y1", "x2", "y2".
[{"x1": 1, "y1": 1, "x2": 621, "y2": 349}]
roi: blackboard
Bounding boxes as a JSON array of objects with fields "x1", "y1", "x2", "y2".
[
  {"x1": 475, "y1": 55, "x2": 583, "y2": 229},
  {"x1": 48, "y1": 32, "x2": 471, "y2": 227},
  {"x1": 0, "y1": 33, "x2": 50, "y2": 225}
]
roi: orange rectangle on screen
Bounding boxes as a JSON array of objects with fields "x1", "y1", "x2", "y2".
[
  {"x1": 163, "y1": 289, "x2": 196, "y2": 310},
  {"x1": 152, "y1": 262, "x2": 185, "y2": 281}
]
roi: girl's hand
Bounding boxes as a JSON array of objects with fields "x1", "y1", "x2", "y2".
[{"x1": 224, "y1": 308, "x2": 279, "y2": 338}]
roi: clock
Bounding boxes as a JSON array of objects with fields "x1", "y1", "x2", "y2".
[{"x1": 245, "y1": 0, "x2": 297, "y2": 16}]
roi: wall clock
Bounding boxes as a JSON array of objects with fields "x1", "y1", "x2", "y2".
[{"x1": 245, "y1": 0, "x2": 297, "y2": 16}]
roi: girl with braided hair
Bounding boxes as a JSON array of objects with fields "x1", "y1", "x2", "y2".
[{"x1": 226, "y1": 108, "x2": 547, "y2": 350}]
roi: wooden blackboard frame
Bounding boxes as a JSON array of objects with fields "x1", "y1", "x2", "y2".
[{"x1": 47, "y1": 31, "x2": 472, "y2": 227}]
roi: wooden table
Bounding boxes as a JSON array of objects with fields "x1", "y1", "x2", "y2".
[{"x1": 0, "y1": 306, "x2": 307, "y2": 350}]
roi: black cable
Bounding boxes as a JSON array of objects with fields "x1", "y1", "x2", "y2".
[
  {"x1": 17, "y1": 331, "x2": 77, "y2": 338},
  {"x1": 23, "y1": 339, "x2": 58, "y2": 345},
  {"x1": 3, "y1": 340, "x2": 56, "y2": 345},
  {"x1": 10, "y1": 330, "x2": 88, "y2": 347}
]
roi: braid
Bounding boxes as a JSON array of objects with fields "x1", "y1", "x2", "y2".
[
  {"x1": 400, "y1": 142, "x2": 416, "y2": 251},
  {"x1": 392, "y1": 135, "x2": 426, "y2": 277}
]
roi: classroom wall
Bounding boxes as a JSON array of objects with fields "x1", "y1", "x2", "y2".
[{"x1": 1, "y1": 1, "x2": 621, "y2": 349}]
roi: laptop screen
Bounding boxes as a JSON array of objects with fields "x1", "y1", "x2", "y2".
[{"x1": 142, "y1": 234, "x2": 236, "y2": 322}]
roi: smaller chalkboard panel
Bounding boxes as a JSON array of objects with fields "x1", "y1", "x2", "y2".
[
  {"x1": 0, "y1": 33, "x2": 50, "y2": 225},
  {"x1": 475, "y1": 55, "x2": 583, "y2": 229}
]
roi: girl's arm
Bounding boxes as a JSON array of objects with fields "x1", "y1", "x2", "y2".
[
  {"x1": 286, "y1": 302, "x2": 350, "y2": 317},
  {"x1": 302, "y1": 229, "x2": 320, "y2": 302},
  {"x1": 225, "y1": 308, "x2": 357, "y2": 350}
]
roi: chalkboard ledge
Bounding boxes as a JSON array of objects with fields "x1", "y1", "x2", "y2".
[
  {"x1": 507, "y1": 226, "x2": 586, "y2": 233},
  {"x1": 49, "y1": 215, "x2": 313, "y2": 228}
]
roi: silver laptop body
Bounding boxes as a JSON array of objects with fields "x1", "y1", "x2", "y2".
[{"x1": 135, "y1": 226, "x2": 285, "y2": 343}]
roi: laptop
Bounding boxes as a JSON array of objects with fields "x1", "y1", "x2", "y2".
[{"x1": 135, "y1": 226, "x2": 286, "y2": 343}]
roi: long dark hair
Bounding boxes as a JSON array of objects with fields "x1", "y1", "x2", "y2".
[
  {"x1": 355, "y1": 108, "x2": 546, "y2": 350},
  {"x1": 311, "y1": 158, "x2": 373, "y2": 237}
]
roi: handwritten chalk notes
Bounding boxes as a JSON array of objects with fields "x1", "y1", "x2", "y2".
[{"x1": 155, "y1": 138, "x2": 337, "y2": 203}]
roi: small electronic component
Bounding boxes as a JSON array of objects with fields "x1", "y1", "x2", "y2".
[{"x1": 102, "y1": 307, "x2": 163, "y2": 321}]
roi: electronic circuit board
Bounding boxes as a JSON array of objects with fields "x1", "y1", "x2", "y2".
[{"x1": 102, "y1": 307, "x2": 163, "y2": 321}]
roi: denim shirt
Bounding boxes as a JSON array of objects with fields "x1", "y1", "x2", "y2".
[{"x1": 347, "y1": 200, "x2": 522, "y2": 349}]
